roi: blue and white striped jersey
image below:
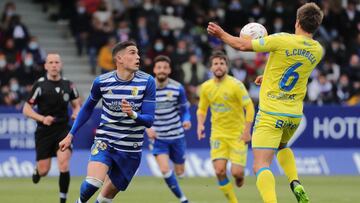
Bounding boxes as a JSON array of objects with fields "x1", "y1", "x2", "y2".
[
  {"x1": 90, "y1": 71, "x2": 156, "y2": 152},
  {"x1": 153, "y1": 79, "x2": 190, "y2": 140}
]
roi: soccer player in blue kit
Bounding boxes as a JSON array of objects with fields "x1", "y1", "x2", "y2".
[
  {"x1": 59, "y1": 41, "x2": 156, "y2": 203},
  {"x1": 146, "y1": 55, "x2": 191, "y2": 203}
]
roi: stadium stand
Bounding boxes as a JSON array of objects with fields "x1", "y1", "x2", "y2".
[{"x1": 0, "y1": 0, "x2": 359, "y2": 107}]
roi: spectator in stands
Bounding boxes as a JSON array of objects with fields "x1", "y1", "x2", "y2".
[
  {"x1": 147, "y1": 38, "x2": 168, "y2": 59},
  {"x1": 87, "y1": 18, "x2": 111, "y2": 74},
  {"x1": 308, "y1": 73, "x2": 336, "y2": 105},
  {"x1": 6, "y1": 15, "x2": 29, "y2": 51},
  {"x1": 339, "y1": 0, "x2": 360, "y2": 46},
  {"x1": 181, "y1": 53, "x2": 207, "y2": 103},
  {"x1": 114, "y1": 20, "x2": 131, "y2": 42},
  {"x1": 97, "y1": 36, "x2": 116, "y2": 73},
  {"x1": 336, "y1": 74, "x2": 353, "y2": 104},
  {"x1": 25, "y1": 36, "x2": 46, "y2": 66},
  {"x1": 348, "y1": 54, "x2": 360, "y2": 82},
  {"x1": 1, "y1": 1, "x2": 16, "y2": 29},
  {"x1": 92, "y1": 0, "x2": 112, "y2": 31},
  {"x1": 132, "y1": 16, "x2": 153, "y2": 54},
  {"x1": 3, "y1": 38, "x2": 21, "y2": 71},
  {"x1": 321, "y1": 58, "x2": 340, "y2": 83},
  {"x1": 69, "y1": 0, "x2": 92, "y2": 56}
]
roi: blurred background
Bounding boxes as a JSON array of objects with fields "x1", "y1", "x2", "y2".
[{"x1": 0, "y1": 0, "x2": 359, "y2": 202}]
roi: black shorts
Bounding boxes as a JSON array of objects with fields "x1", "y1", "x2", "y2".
[{"x1": 35, "y1": 124, "x2": 71, "y2": 161}]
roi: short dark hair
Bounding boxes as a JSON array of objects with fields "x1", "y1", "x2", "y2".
[
  {"x1": 297, "y1": 3, "x2": 323, "y2": 34},
  {"x1": 209, "y1": 51, "x2": 229, "y2": 65},
  {"x1": 112, "y1": 40, "x2": 137, "y2": 59},
  {"x1": 154, "y1": 55, "x2": 171, "y2": 65}
]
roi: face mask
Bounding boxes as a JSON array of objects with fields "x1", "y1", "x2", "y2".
[
  {"x1": 275, "y1": 7, "x2": 284, "y2": 13},
  {"x1": 252, "y1": 8, "x2": 260, "y2": 16},
  {"x1": 6, "y1": 9, "x2": 14, "y2": 17},
  {"x1": 10, "y1": 83, "x2": 19, "y2": 92},
  {"x1": 78, "y1": 6, "x2": 86, "y2": 14},
  {"x1": 154, "y1": 43, "x2": 164, "y2": 51},
  {"x1": 29, "y1": 42, "x2": 38, "y2": 50},
  {"x1": 24, "y1": 58, "x2": 33, "y2": 66},
  {"x1": 177, "y1": 48, "x2": 186, "y2": 54},
  {"x1": 143, "y1": 3, "x2": 153, "y2": 10},
  {"x1": 274, "y1": 23, "x2": 283, "y2": 30},
  {"x1": 0, "y1": 60, "x2": 6, "y2": 68}
]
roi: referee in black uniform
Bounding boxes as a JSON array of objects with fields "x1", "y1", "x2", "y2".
[{"x1": 23, "y1": 53, "x2": 81, "y2": 203}]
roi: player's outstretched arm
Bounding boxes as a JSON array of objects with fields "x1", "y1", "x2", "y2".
[{"x1": 207, "y1": 22, "x2": 253, "y2": 51}]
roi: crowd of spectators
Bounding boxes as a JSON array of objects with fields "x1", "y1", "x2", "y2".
[
  {"x1": 1, "y1": 0, "x2": 359, "y2": 107},
  {"x1": 0, "y1": 1, "x2": 46, "y2": 107}
]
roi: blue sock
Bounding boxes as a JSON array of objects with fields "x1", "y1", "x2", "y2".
[
  {"x1": 79, "y1": 177, "x2": 102, "y2": 202},
  {"x1": 164, "y1": 171, "x2": 185, "y2": 200}
]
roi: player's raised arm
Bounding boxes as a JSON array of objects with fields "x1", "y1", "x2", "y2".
[{"x1": 207, "y1": 22, "x2": 253, "y2": 51}]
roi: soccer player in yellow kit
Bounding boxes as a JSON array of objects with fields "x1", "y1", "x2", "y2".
[
  {"x1": 197, "y1": 51, "x2": 255, "y2": 203},
  {"x1": 207, "y1": 3, "x2": 323, "y2": 203}
]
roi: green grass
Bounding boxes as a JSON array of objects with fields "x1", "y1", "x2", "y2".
[{"x1": 0, "y1": 176, "x2": 359, "y2": 203}]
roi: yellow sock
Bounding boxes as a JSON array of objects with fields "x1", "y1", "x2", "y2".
[
  {"x1": 219, "y1": 182, "x2": 238, "y2": 203},
  {"x1": 277, "y1": 148, "x2": 299, "y2": 183},
  {"x1": 256, "y1": 168, "x2": 277, "y2": 203}
]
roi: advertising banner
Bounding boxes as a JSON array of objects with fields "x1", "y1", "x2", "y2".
[{"x1": 1, "y1": 149, "x2": 359, "y2": 177}]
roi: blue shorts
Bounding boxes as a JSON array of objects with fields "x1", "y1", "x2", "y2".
[
  {"x1": 152, "y1": 137, "x2": 186, "y2": 164},
  {"x1": 89, "y1": 140, "x2": 141, "y2": 191}
]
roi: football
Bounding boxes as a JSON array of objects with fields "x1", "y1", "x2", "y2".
[{"x1": 240, "y1": 22, "x2": 268, "y2": 39}]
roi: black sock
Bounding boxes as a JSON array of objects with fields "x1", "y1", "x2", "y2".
[
  {"x1": 59, "y1": 171, "x2": 70, "y2": 203},
  {"x1": 290, "y1": 180, "x2": 301, "y2": 191}
]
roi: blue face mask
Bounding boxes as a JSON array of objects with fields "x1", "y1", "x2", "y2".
[
  {"x1": 24, "y1": 58, "x2": 33, "y2": 66},
  {"x1": 154, "y1": 43, "x2": 164, "y2": 51},
  {"x1": 275, "y1": 7, "x2": 284, "y2": 13},
  {"x1": 29, "y1": 42, "x2": 38, "y2": 50}
]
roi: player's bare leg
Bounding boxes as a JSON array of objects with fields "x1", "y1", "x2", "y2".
[
  {"x1": 76, "y1": 162, "x2": 109, "y2": 203},
  {"x1": 214, "y1": 159, "x2": 238, "y2": 203},
  {"x1": 97, "y1": 176, "x2": 118, "y2": 202},
  {"x1": 231, "y1": 164, "x2": 245, "y2": 187},
  {"x1": 57, "y1": 148, "x2": 71, "y2": 203},
  {"x1": 33, "y1": 158, "x2": 51, "y2": 184},
  {"x1": 253, "y1": 149, "x2": 277, "y2": 203},
  {"x1": 174, "y1": 163, "x2": 185, "y2": 178},
  {"x1": 156, "y1": 154, "x2": 188, "y2": 203}
]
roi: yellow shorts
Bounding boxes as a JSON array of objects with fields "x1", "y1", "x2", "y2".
[
  {"x1": 210, "y1": 137, "x2": 248, "y2": 166},
  {"x1": 252, "y1": 110, "x2": 302, "y2": 149}
]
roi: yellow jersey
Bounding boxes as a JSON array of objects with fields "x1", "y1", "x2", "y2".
[
  {"x1": 252, "y1": 33, "x2": 323, "y2": 117},
  {"x1": 197, "y1": 75, "x2": 252, "y2": 139}
]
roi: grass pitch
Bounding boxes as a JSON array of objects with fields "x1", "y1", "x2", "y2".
[{"x1": 0, "y1": 176, "x2": 359, "y2": 203}]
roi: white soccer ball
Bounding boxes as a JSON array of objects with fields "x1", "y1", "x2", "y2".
[{"x1": 240, "y1": 22, "x2": 268, "y2": 39}]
